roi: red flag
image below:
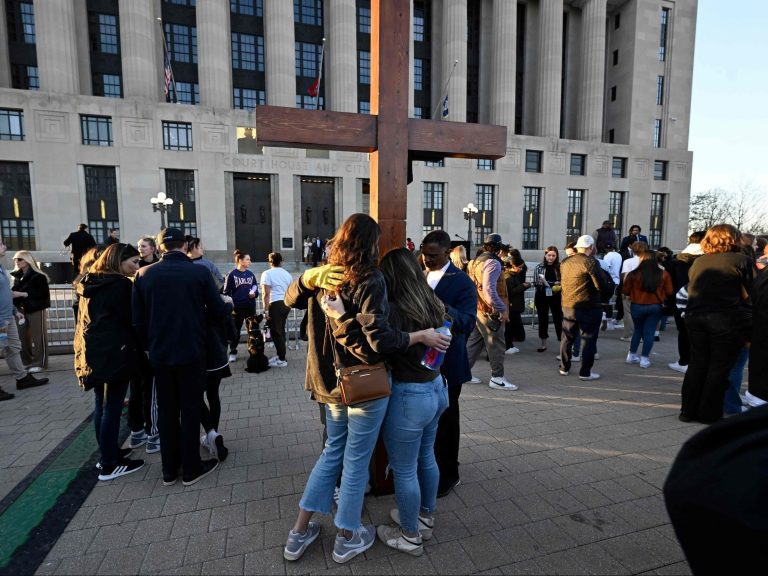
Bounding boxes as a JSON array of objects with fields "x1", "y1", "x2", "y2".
[
  {"x1": 164, "y1": 50, "x2": 173, "y2": 99},
  {"x1": 306, "y1": 39, "x2": 325, "y2": 104},
  {"x1": 308, "y1": 76, "x2": 320, "y2": 98}
]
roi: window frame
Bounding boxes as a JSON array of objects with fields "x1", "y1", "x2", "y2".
[
  {"x1": 80, "y1": 115, "x2": 113, "y2": 146},
  {"x1": 522, "y1": 186, "x2": 541, "y2": 250},
  {"x1": 653, "y1": 160, "x2": 668, "y2": 181},
  {"x1": 422, "y1": 181, "x2": 444, "y2": 235},
  {"x1": 525, "y1": 150, "x2": 543, "y2": 173},
  {"x1": 611, "y1": 157, "x2": 627, "y2": 179},
  {"x1": 570, "y1": 154, "x2": 586, "y2": 176},
  {"x1": 162, "y1": 121, "x2": 193, "y2": 151},
  {"x1": 0, "y1": 109, "x2": 25, "y2": 141}
]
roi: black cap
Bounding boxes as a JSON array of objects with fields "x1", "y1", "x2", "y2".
[
  {"x1": 160, "y1": 228, "x2": 185, "y2": 244},
  {"x1": 484, "y1": 233, "x2": 502, "y2": 244}
]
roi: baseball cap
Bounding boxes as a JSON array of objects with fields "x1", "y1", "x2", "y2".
[
  {"x1": 160, "y1": 227, "x2": 186, "y2": 244},
  {"x1": 575, "y1": 235, "x2": 595, "y2": 249},
  {"x1": 484, "y1": 233, "x2": 503, "y2": 244}
]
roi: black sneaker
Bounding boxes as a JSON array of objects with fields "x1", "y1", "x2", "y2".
[
  {"x1": 16, "y1": 373, "x2": 49, "y2": 390},
  {"x1": 98, "y1": 458, "x2": 144, "y2": 481},
  {"x1": 163, "y1": 471, "x2": 179, "y2": 486},
  {"x1": 182, "y1": 459, "x2": 219, "y2": 486},
  {"x1": 96, "y1": 448, "x2": 133, "y2": 470},
  {"x1": 437, "y1": 477, "x2": 460, "y2": 498},
  {"x1": 0, "y1": 386, "x2": 14, "y2": 401},
  {"x1": 214, "y1": 435, "x2": 229, "y2": 462}
]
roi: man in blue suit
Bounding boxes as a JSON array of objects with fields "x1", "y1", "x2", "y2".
[{"x1": 421, "y1": 231, "x2": 478, "y2": 497}]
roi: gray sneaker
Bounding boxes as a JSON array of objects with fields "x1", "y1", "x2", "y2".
[
  {"x1": 332, "y1": 524, "x2": 375, "y2": 564},
  {"x1": 389, "y1": 508, "x2": 433, "y2": 540},
  {"x1": 283, "y1": 520, "x2": 321, "y2": 561},
  {"x1": 146, "y1": 434, "x2": 161, "y2": 454},
  {"x1": 376, "y1": 524, "x2": 423, "y2": 556}
]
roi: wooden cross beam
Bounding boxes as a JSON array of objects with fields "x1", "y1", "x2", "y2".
[{"x1": 255, "y1": 0, "x2": 507, "y2": 252}]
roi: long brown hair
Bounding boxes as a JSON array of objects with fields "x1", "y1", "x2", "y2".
[
  {"x1": 328, "y1": 213, "x2": 381, "y2": 290},
  {"x1": 89, "y1": 243, "x2": 140, "y2": 276},
  {"x1": 632, "y1": 250, "x2": 663, "y2": 293},
  {"x1": 379, "y1": 248, "x2": 445, "y2": 330}
]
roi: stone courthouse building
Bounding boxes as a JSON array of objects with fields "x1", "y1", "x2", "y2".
[{"x1": 0, "y1": 0, "x2": 697, "y2": 265}]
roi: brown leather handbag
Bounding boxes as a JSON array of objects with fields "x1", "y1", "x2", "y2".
[{"x1": 327, "y1": 323, "x2": 391, "y2": 406}]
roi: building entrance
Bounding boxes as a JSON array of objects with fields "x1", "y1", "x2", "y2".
[
  {"x1": 300, "y1": 177, "x2": 336, "y2": 247},
  {"x1": 233, "y1": 174, "x2": 272, "y2": 261}
]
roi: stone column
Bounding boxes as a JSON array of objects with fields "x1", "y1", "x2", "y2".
[
  {"x1": 328, "y1": 0, "x2": 356, "y2": 112},
  {"x1": 441, "y1": 0, "x2": 467, "y2": 122},
  {"x1": 534, "y1": 0, "x2": 563, "y2": 137},
  {"x1": 197, "y1": 0, "x2": 232, "y2": 109},
  {"x1": 489, "y1": 0, "x2": 517, "y2": 130},
  {"x1": 264, "y1": 0, "x2": 296, "y2": 107},
  {"x1": 36, "y1": 0, "x2": 80, "y2": 93},
  {"x1": 0, "y1": 2, "x2": 10, "y2": 87},
  {"x1": 119, "y1": 0, "x2": 159, "y2": 100},
  {"x1": 577, "y1": 0, "x2": 607, "y2": 141}
]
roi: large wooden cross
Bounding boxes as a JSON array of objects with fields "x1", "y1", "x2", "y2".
[{"x1": 255, "y1": 0, "x2": 507, "y2": 252}]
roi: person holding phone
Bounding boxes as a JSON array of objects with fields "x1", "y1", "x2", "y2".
[{"x1": 223, "y1": 250, "x2": 258, "y2": 363}]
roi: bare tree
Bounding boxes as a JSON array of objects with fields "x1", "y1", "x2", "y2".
[
  {"x1": 688, "y1": 189, "x2": 732, "y2": 232},
  {"x1": 689, "y1": 182, "x2": 768, "y2": 234}
]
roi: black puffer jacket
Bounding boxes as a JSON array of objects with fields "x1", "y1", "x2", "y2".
[
  {"x1": 74, "y1": 274, "x2": 138, "y2": 391},
  {"x1": 11, "y1": 268, "x2": 50, "y2": 314}
]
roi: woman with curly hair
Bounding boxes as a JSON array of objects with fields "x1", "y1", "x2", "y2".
[
  {"x1": 282, "y1": 214, "x2": 450, "y2": 564},
  {"x1": 680, "y1": 224, "x2": 754, "y2": 424}
]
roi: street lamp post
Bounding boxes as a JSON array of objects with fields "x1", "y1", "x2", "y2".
[
  {"x1": 462, "y1": 202, "x2": 479, "y2": 251},
  {"x1": 150, "y1": 192, "x2": 174, "y2": 230}
]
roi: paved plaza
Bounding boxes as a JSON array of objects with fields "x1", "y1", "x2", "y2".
[{"x1": 0, "y1": 323, "x2": 703, "y2": 575}]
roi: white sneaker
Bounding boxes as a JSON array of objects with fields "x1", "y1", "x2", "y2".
[
  {"x1": 594, "y1": 353, "x2": 600, "y2": 360},
  {"x1": 626, "y1": 353, "x2": 640, "y2": 364},
  {"x1": 27, "y1": 366, "x2": 42, "y2": 373},
  {"x1": 207, "y1": 430, "x2": 220, "y2": 459},
  {"x1": 571, "y1": 355, "x2": 581, "y2": 362},
  {"x1": 668, "y1": 362, "x2": 688, "y2": 374},
  {"x1": 273, "y1": 359, "x2": 288, "y2": 368},
  {"x1": 578, "y1": 372, "x2": 600, "y2": 381},
  {"x1": 390, "y1": 508, "x2": 434, "y2": 540},
  {"x1": 376, "y1": 525, "x2": 423, "y2": 556},
  {"x1": 469, "y1": 375, "x2": 481, "y2": 384},
  {"x1": 489, "y1": 377, "x2": 518, "y2": 391},
  {"x1": 745, "y1": 391, "x2": 767, "y2": 407},
  {"x1": 619, "y1": 336, "x2": 632, "y2": 342},
  {"x1": 505, "y1": 347, "x2": 520, "y2": 355},
  {"x1": 639, "y1": 357, "x2": 651, "y2": 369},
  {"x1": 613, "y1": 322, "x2": 624, "y2": 329},
  {"x1": 228, "y1": 353, "x2": 237, "y2": 363}
]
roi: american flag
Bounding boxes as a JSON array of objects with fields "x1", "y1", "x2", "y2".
[{"x1": 164, "y1": 49, "x2": 174, "y2": 102}]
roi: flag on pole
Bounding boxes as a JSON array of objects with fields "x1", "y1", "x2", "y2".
[
  {"x1": 164, "y1": 49, "x2": 174, "y2": 101},
  {"x1": 307, "y1": 38, "x2": 326, "y2": 108},
  {"x1": 442, "y1": 95, "x2": 449, "y2": 118},
  {"x1": 159, "y1": 19, "x2": 177, "y2": 103}
]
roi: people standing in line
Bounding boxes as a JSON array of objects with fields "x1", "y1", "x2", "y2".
[
  {"x1": 679, "y1": 224, "x2": 754, "y2": 424},
  {"x1": 133, "y1": 229, "x2": 233, "y2": 486},
  {"x1": 420, "y1": 230, "x2": 477, "y2": 499},
  {"x1": 303, "y1": 236, "x2": 312, "y2": 264},
  {"x1": 223, "y1": 249, "x2": 258, "y2": 363},
  {"x1": 11, "y1": 251, "x2": 51, "y2": 372},
  {"x1": 665, "y1": 232, "x2": 705, "y2": 374},
  {"x1": 74, "y1": 243, "x2": 144, "y2": 480},
  {"x1": 533, "y1": 246, "x2": 563, "y2": 352},
  {"x1": 503, "y1": 248, "x2": 529, "y2": 355},
  {"x1": 104, "y1": 228, "x2": 120, "y2": 246},
  {"x1": 619, "y1": 224, "x2": 649, "y2": 259},
  {"x1": 137, "y1": 236, "x2": 159, "y2": 268},
  {"x1": 593, "y1": 220, "x2": 618, "y2": 256},
  {"x1": 0, "y1": 237, "x2": 49, "y2": 400},
  {"x1": 619, "y1": 241, "x2": 648, "y2": 342},
  {"x1": 282, "y1": 214, "x2": 450, "y2": 564},
  {"x1": 260, "y1": 252, "x2": 293, "y2": 368},
  {"x1": 449, "y1": 245, "x2": 468, "y2": 272},
  {"x1": 466, "y1": 233, "x2": 517, "y2": 390},
  {"x1": 622, "y1": 250, "x2": 673, "y2": 369},
  {"x1": 63, "y1": 223, "x2": 96, "y2": 281},
  {"x1": 558, "y1": 235, "x2": 607, "y2": 381},
  {"x1": 187, "y1": 236, "x2": 225, "y2": 290}
]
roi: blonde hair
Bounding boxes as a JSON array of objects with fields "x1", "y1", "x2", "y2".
[
  {"x1": 450, "y1": 245, "x2": 468, "y2": 269},
  {"x1": 12, "y1": 250, "x2": 49, "y2": 282}
]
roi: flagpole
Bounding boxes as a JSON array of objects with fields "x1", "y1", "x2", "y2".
[
  {"x1": 313, "y1": 37, "x2": 326, "y2": 110},
  {"x1": 157, "y1": 17, "x2": 178, "y2": 103},
  {"x1": 432, "y1": 59, "x2": 458, "y2": 120}
]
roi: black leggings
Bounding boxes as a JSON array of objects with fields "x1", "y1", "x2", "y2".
[
  {"x1": 267, "y1": 300, "x2": 291, "y2": 360},
  {"x1": 229, "y1": 304, "x2": 255, "y2": 353},
  {"x1": 200, "y1": 375, "x2": 222, "y2": 433}
]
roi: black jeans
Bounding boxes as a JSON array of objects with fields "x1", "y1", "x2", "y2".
[
  {"x1": 504, "y1": 311, "x2": 526, "y2": 348},
  {"x1": 128, "y1": 352, "x2": 157, "y2": 435},
  {"x1": 560, "y1": 307, "x2": 602, "y2": 377},
  {"x1": 267, "y1": 300, "x2": 291, "y2": 361},
  {"x1": 681, "y1": 311, "x2": 750, "y2": 423},
  {"x1": 229, "y1": 304, "x2": 255, "y2": 354},
  {"x1": 93, "y1": 378, "x2": 130, "y2": 469},
  {"x1": 200, "y1": 374, "x2": 222, "y2": 433},
  {"x1": 673, "y1": 310, "x2": 690, "y2": 366},
  {"x1": 535, "y1": 291, "x2": 563, "y2": 341},
  {"x1": 434, "y1": 382, "x2": 462, "y2": 489},
  {"x1": 153, "y1": 359, "x2": 206, "y2": 478}
]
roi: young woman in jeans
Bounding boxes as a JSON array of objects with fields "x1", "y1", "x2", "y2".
[
  {"x1": 533, "y1": 246, "x2": 563, "y2": 352},
  {"x1": 282, "y1": 214, "x2": 450, "y2": 564},
  {"x1": 622, "y1": 250, "x2": 673, "y2": 368}
]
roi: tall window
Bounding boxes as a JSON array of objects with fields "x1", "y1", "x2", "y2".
[
  {"x1": 522, "y1": 187, "x2": 541, "y2": 250},
  {"x1": 233, "y1": 88, "x2": 265, "y2": 109},
  {"x1": 20, "y1": 2, "x2": 35, "y2": 43},
  {"x1": 422, "y1": 182, "x2": 444, "y2": 235},
  {"x1": 296, "y1": 95, "x2": 324, "y2": 110},
  {"x1": 101, "y1": 74, "x2": 122, "y2": 98},
  {"x1": 231, "y1": 0, "x2": 262, "y2": 17},
  {"x1": 358, "y1": 5, "x2": 370, "y2": 33},
  {"x1": 525, "y1": 150, "x2": 542, "y2": 173},
  {"x1": 165, "y1": 169, "x2": 197, "y2": 236},
  {"x1": 611, "y1": 157, "x2": 627, "y2": 178},
  {"x1": 414, "y1": 59, "x2": 423, "y2": 91},
  {"x1": 649, "y1": 193, "x2": 666, "y2": 248},
  {"x1": 84, "y1": 166, "x2": 119, "y2": 243},
  {"x1": 653, "y1": 119, "x2": 663, "y2": 148},
  {"x1": 95, "y1": 14, "x2": 119, "y2": 54},
  {"x1": 358, "y1": 101, "x2": 370, "y2": 114},
  {"x1": 413, "y1": 4, "x2": 425, "y2": 41},
  {"x1": 358, "y1": 51, "x2": 370, "y2": 84},
  {"x1": 656, "y1": 75, "x2": 665, "y2": 105},
  {"x1": 175, "y1": 82, "x2": 199, "y2": 105},
  {"x1": 654, "y1": 160, "x2": 668, "y2": 181},
  {"x1": 0, "y1": 162, "x2": 35, "y2": 250},
  {"x1": 474, "y1": 185, "x2": 495, "y2": 245},
  {"x1": 609, "y1": 191, "x2": 625, "y2": 241},
  {"x1": 232, "y1": 33, "x2": 264, "y2": 71},
  {"x1": 26, "y1": 66, "x2": 39, "y2": 90},
  {"x1": 162, "y1": 121, "x2": 193, "y2": 151},
  {"x1": 294, "y1": 0, "x2": 323, "y2": 25},
  {"x1": 659, "y1": 8, "x2": 670, "y2": 61},
  {"x1": 566, "y1": 189, "x2": 585, "y2": 244},
  {"x1": 570, "y1": 154, "x2": 586, "y2": 176},
  {"x1": 295, "y1": 42, "x2": 322, "y2": 77},
  {"x1": 477, "y1": 159, "x2": 495, "y2": 171},
  {"x1": 80, "y1": 115, "x2": 113, "y2": 146},
  {"x1": 165, "y1": 23, "x2": 197, "y2": 64},
  {"x1": 0, "y1": 109, "x2": 24, "y2": 141}
]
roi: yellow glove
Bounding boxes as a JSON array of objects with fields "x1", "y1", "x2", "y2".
[{"x1": 302, "y1": 264, "x2": 345, "y2": 291}]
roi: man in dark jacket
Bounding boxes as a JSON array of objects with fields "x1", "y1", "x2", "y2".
[
  {"x1": 133, "y1": 228, "x2": 232, "y2": 487},
  {"x1": 421, "y1": 230, "x2": 477, "y2": 497},
  {"x1": 559, "y1": 235, "x2": 607, "y2": 381},
  {"x1": 63, "y1": 224, "x2": 96, "y2": 277},
  {"x1": 618, "y1": 224, "x2": 649, "y2": 259},
  {"x1": 592, "y1": 220, "x2": 617, "y2": 255}
]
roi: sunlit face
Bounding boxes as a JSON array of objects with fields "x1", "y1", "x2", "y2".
[
  {"x1": 138, "y1": 240, "x2": 154, "y2": 259},
  {"x1": 421, "y1": 243, "x2": 450, "y2": 271},
  {"x1": 545, "y1": 251, "x2": 558, "y2": 264},
  {"x1": 120, "y1": 256, "x2": 141, "y2": 277},
  {"x1": 238, "y1": 255, "x2": 251, "y2": 268}
]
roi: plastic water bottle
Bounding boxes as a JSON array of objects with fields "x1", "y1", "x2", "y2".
[{"x1": 421, "y1": 320, "x2": 452, "y2": 370}]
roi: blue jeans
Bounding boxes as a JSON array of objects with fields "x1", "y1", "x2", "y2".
[
  {"x1": 630, "y1": 303, "x2": 664, "y2": 357},
  {"x1": 382, "y1": 376, "x2": 449, "y2": 533},
  {"x1": 93, "y1": 379, "x2": 130, "y2": 469},
  {"x1": 299, "y1": 396, "x2": 389, "y2": 531},
  {"x1": 560, "y1": 307, "x2": 602, "y2": 377},
  {"x1": 724, "y1": 347, "x2": 749, "y2": 414},
  {"x1": 572, "y1": 332, "x2": 581, "y2": 356}
]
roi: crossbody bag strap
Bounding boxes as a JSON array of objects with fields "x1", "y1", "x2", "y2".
[{"x1": 325, "y1": 316, "x2": 343, "y2": 375}]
